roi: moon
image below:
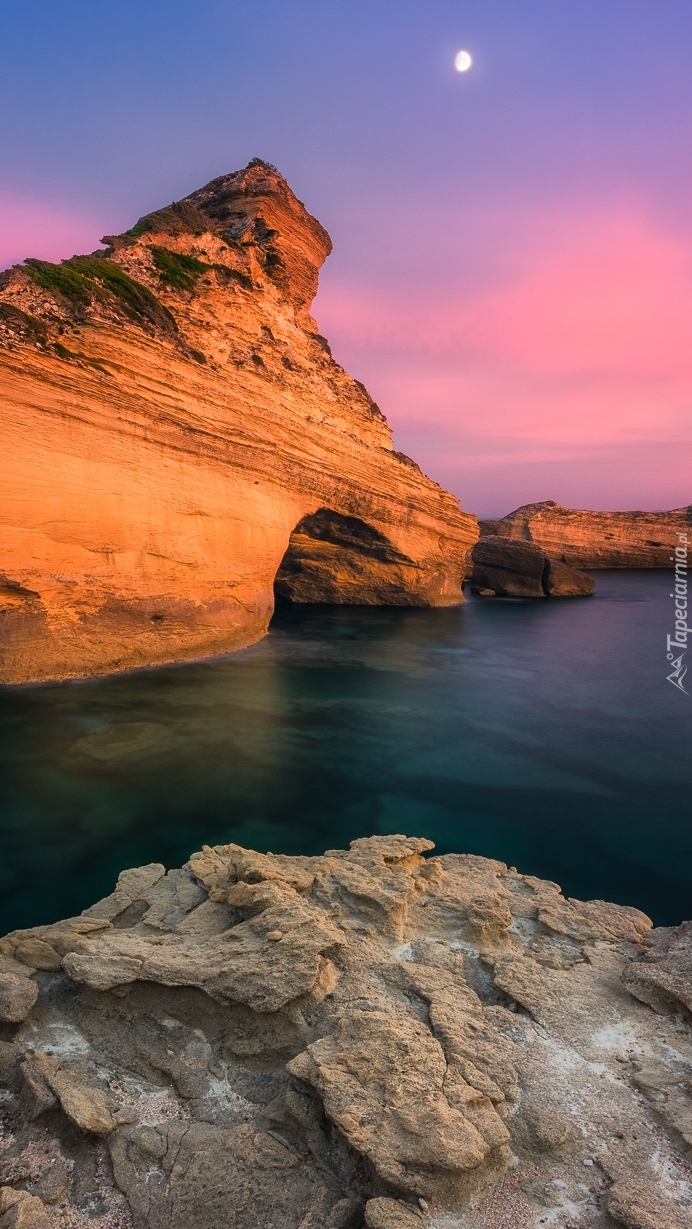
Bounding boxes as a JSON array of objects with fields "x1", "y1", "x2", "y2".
[{"x1": 454, "y1": 49, "x2": 473, "y2": 73}]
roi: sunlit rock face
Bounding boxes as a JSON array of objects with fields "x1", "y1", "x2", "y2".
[
  {"x1": 480, "y1": 501, "x2": 692, "y2": 569},
  {"x1": 0, "y1": 161, "x2": 477, "y2": 684},
  {"x1": 1, "y1": 835, "x2": 690, "y2": 1228}
]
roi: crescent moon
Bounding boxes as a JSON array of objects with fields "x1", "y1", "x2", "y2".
[{"x1": 454, "y1": 50, "x2": 473, "y2": 73}]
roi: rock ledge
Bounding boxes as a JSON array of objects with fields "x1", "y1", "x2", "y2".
[{"x1": 0, "y1": 836, "x2": 690, "y2": 1228}]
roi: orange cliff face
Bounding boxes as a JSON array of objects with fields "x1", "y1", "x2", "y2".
[{"x1": 0, "y1": 161, "x2": 478, "y2": 684}]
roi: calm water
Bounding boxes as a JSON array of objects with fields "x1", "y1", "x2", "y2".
[{"x1": 1, "y1": 571, "x2": 690, "y2": 933}]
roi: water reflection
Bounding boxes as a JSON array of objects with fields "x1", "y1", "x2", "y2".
[{"x1": 1, "y1": 572, "x2": 690, "y2": 931}]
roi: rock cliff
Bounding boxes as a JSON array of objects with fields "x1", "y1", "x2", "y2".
[
  {"x1": 0, "y1": 161, "x2": 477, "y2": 685},
  {"x1": 479, "y1": 502, "x2": 692, "y2": 569},
  {"x1": 0, "y1": 835, "x2": 690, "y2": 1229}
]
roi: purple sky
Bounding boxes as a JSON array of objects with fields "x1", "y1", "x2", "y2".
[{"x1": 2, "y1": 1, "x2": 691, "y2": 516}]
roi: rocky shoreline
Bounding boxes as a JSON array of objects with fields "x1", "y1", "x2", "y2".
[
  {"x1": 3, "y1": 159, "x2": 688, "y2": 684},
  {"x1": 0, "y1": 836, "x2": 690, "y2": 1228}
]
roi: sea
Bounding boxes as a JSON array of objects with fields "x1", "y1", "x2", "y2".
[{"x1": 1, "y1": 570, "x2": 690, "y2": 934}]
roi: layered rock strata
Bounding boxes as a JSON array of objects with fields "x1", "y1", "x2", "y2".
[
  {"x1": 0, "y1": 160, "x2": 477, "y2": 685},
  {"x1": 0, "y1": 835, "x2": 690, "y2": 1229},
  {"x1": 480, "y1": 501, "x2": 692, "y2": 569},
  {"x1": 469, "y1": 537, "x2": 594, "y2": 598}
]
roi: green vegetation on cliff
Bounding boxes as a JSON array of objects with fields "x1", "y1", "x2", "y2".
[
  {"x1": 24, "y1": 256, "x2": 177, "y2": 334},
  {"x1": 151, "y1": 246, "x2": 211, "y2": 291}
]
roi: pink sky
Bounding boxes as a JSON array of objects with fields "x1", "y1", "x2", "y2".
[
  {"x1": 0, "y1": 195, "x2": 107, "y2": 271},
  {"x1": 3, "y1": 191, "x2": 690, "y2": 520},
  {"x1": 315, "y1": 197, "x2": 692, "y2": 517},
  {"x1": 3, "y1": 2, "x2": 692, "y2": 521}
]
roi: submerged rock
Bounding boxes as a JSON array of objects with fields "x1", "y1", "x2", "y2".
[{"x1": 0, "y1": 835, "x2": 690, "y2": 1228}]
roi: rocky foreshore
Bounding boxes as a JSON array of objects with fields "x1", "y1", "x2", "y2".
[
  {"x1": 0, "y1": 836, "x2": 690, "y2": 1229},
  {"x1": 479, "y1": 502, "x2": 692, "y2": 569}
]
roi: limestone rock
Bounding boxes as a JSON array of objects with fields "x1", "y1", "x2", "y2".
[
  {"x1": 479, "y1": 499, "x2": 692, "y2": 568},
  {"x1": 0, "y1": 161, "x2": 477, "y2": 685},
  {"x1": 0, "y1": 835, "x2": 690, "y2": 1228},
  {"x1": 0, "y1": 1041, "x2": 23, "y2": 1093},
  {"x1": 607, "y1": 1178, "x2": 690, "y2": 1229},
  {"x1": 471, "y1": 537, "x2": 545, "y2": 596},
  {"x1": 542, "y1": 555, "x2": 595, "y2": 596},
  {"x1": 0, "y1": 1190, "x2": 50, "y2": 1229},
  {"x1": 109, "y1": 1120, "x2": 346, "y2": 1229},
  {"x1": 63, "y1": 890, "x2": 344, "y2": 1012},
  {"x1": 46, "y1": 1068, "x2": 116, "y2": 1136},
  {"x1": 517, "y1": 1103, "x2": 572, "y2": 1152},
  {"x1": 288, "y1": 1009, "x2": 491, "y2": 1196},
  {"x1": 537, "y1": 894, "x2": 651, "y2": 945},
  {"x1": 81, "y1": 862, "x2": 166, "y2": 920},
  {"x1": 470, "y1": 536, "x2": 593, "y2": 598},
  {"x1": 19, "y1": 1054, "x2": 59, "y2": 1118},
  {"x1": 364, "y1": 1198, "x2": 422, "y2": 1228},
  {"x1": 30, "y1": 1156, "x2": 71, "y2": 1205},
  {"x1": 11, "y1": 938, "x2": 62, "y2": 972},
  {"x1": 622, "y1": 920, "x2": 692, "y2": 1018},
  {"x1": 275, "y1": 509, "x2": 431, "y2": 606},
  {"x1": 0, "y1": 974, "x2": 38, "y2": 1023},
  {"x1": 2, "y1": 915, "x2": 113, "y2": 968}
]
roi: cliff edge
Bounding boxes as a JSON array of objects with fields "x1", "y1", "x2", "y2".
[
  {"x1": 0, "y1": 161, "x2": 478, "y2": 684},
  {"x1": 480, "y1": 502, "x2": 691, "y2": 569},
  {"x1": 0, "y1": 836, "x2": 690, "y2": 1228}
]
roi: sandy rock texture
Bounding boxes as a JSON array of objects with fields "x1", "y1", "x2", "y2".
[
  {"x1": 469, "y1": 538, "x2": 594, "y2": 598},
  {"x1": 0, "y1": 160, "x2": 477, "y2": 684},
  {"x1": 479, "y1": 501, "x2": 692, "y2": 569},
  {"x1": 0, "y1": 836, "x2": 690, "y2": 1229}
]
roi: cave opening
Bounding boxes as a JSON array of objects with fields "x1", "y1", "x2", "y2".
[{"x1": 273, "y1": 508, "x2": 421, "y2": 607}]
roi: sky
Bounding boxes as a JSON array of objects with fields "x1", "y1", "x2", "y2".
[{"x1": 2, "y1": 0, "x2": 691, "y2": 516}]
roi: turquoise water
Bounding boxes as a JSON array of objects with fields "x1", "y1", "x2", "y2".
[{"x1": 1, "y1": 571, "x2": 690, "y2": 933}]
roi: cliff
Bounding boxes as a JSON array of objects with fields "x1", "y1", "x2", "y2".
[
  {"x1": 480, "y1": 501, "x2": 691, "y2": 568},
  {"x1": 0, "y1": 836, "x2": 690, "y2": 1229},
  {"x1": 0, "y1": 161, "x2": 478, "y2": 685}
]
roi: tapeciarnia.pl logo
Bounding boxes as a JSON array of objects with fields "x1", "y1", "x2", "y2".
[{"x1": 666, "y1": 532, "x2": 688, "y2": 693}]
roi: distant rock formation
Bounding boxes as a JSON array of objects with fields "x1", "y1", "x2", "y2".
[
  {"x1": 0, "y1": 836, "x2": 690, "y2": 1228},
  {"x1": 480, "y1": 501, "x2": 692, "y2": 568},
  {"x1": 470, "y1": 537, "x2": 594, "y2": 598},
  {"x1": 0, "y1": 161, "x2": 477, "y2": 684}
]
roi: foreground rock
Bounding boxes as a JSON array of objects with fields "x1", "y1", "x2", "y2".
[
  {"x1": 480, "y1": 501, "x2": 692, "y2": 568},
  {"x1": 0, "y1": 161, "x2": 477, "y2": 685},
  {"x1": 1, "y1": 837, "x2": 690, "y2": 1228},
  {"x1": 470, "y1": 537, "x2": 594, "y2": 597}
]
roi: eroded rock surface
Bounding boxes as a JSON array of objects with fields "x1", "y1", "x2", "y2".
[
  {"x1": 479, "y1": 501, "x2": 692, "y2": 568},
  {"x1": 0, "y1": 161, "x2": 477, "y2": 684},
  {"x1": 469, "y1": 537, "x2": 594, "y2": 598},
  {"x1": 0, "y1": 836, "x2": 690, "y2": 1228}
]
